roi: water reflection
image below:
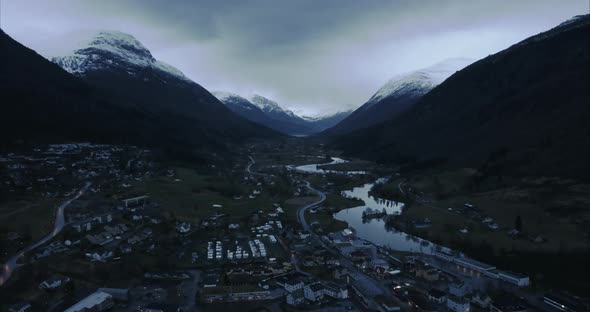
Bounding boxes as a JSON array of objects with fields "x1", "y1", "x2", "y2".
[
  {"x1": 334, "y1": 180, "x2": 434, "y2": 254},
  {"x1": 292, "y1": 157, "x2": 367, "y2": 175}
]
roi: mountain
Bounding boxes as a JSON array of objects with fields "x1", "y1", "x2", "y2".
[
  {"x1": 50, "y1": 31, "x2": 277, "y2": 155},
  {"x1": 323, "y1": 58, "x2": 472, "y2": 136},
  {"x1": 212, "y1": 92, "x2": 308, "y2": 135},
  {"x1": 0, "y1": 28, "x2": 154, "y2": 147},
  {"x1": 302, "y1": 111, "x2": 352, "y2": 131},
  {"x1": 214, "y1": 92, "x2": 352, "y2": 135},
  {"x1": 333, "y1": 15, "x2": 590, "y2": 179},
  {"x1": 0, "y1": 29, "x2": 275, "y2": 159}
]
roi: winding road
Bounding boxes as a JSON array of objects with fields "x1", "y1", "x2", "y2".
[
  {"x1": 296, "y1": 180, "x2": 326, "y2": 231},
  {"x1": 0, "y1": 182, "x2": 92, "y2": 286}
]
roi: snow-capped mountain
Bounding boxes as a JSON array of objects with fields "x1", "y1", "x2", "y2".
[
  {"x1": 50, "y1": 30, "x2": 276, "y2": 144},
  {"x1": 249, "y1": 94, "x2": 303, "y2": 121},
  {"x1": 52, "y1": 31, "x2": 190, "y2": 82},
  {"x1": 214, "y1": 92, "x2": 351, "y2": 135},
  {"x1": 324, "y1": 58, "x2": 472, "y2": 136},
  {"x1": 363, "y1": 57, "x2": 473, "y2": 109}
]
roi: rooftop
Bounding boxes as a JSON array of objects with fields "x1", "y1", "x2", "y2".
[
  {"x1": 454, "y1": 256, "x2": 496, "y2": 270},
  {"x1": 64, "y1": 291, "x2": 112, "y2": 312}
]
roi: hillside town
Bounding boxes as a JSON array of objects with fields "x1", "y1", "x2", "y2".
[{"x1": 1, "y1": 142, "x2": 587, "y2": 312}]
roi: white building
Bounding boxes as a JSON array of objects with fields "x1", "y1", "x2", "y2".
[
  {"x1": 498, "y1": 271, "x2": 530, "y2": 287},
  {"x1": 64, "y1": 291, "x2": 114, "y2": 312},
  {"x1": 447, "y1": 295, "x2": 470, "y2": 312}
]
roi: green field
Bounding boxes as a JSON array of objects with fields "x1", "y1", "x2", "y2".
[{"x1": 120, "y1": 166, "x2": 291, "y2": 223}]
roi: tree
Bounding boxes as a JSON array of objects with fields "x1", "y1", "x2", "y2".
[{"x1": 515, "y1": 215, "x2": 523, "y2": 232}]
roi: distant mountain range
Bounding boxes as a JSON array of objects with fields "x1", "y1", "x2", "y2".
[
  {"x1": 323, "y1": 58, "x2": 472, "y2": 136},
  {"x1": 0, "y1": 29, "x2": 277, "y2": 160},
  {"x1": 213, "y1": 92, "x2": 351, "y2": 135},
  {"x1": 330, "y1": 15, "x2": 590, "y2": 178}
]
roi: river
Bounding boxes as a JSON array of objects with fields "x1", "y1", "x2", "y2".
[{"x1": 292, "y1": 158, "x2": 433, "y2": 254}]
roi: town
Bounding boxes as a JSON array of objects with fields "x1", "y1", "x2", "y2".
[{"x1": 1, "y1": 141, "x2": 587, "y2": 312}]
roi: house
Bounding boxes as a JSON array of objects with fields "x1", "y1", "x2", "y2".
[
  {"x1": 304, "y1": 283, "x2": 325, "y2": 301},
  {"x1": 449, "y1": 281, "x2": 469, "y2": 297},
  {"x1": 64, "y1": 291, "x2": 114, "y2": 312},
  {"x1": 303, "y1": 282, "x2": 348, "y2": 302},
  {"x1": 73, "y1": 221, "x2": 92, "y2": 232},
  {"x1": 39, "y1": 277, "x2": 70, "y2": 290},
  {"x1": 286, "y1": 289, "x2": 305, "y2": 306},
  {"x1": 428, "y1": 289, "x2": 446, "y2": 303},
  {"x1": 490, "y1": 294, "x2": 528, "y2": 312},
  {"x1": 447, "y1": 295, "x2": 470, "y2": 312},
  {"x1": 176, "y1": 221, "x2": 191, "y2": 234},
  {"x1": 281, "y1": 278, "x2": 304, "y2": 293},
  {"x1": 93, "y1": 213, "x2": 113, "y2": 224},
  {"x1": 322, "y1": 282, "x2": 348, "y2": 299},
  {"x1": 371, "y1": 258, "x2": 390, "y2": 270},
  {"x1": 497, "y1": 271, "x2": 530, "y2": 287}
]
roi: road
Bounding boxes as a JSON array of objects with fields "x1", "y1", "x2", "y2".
[
  {"x1": 0, "y1": 181, "x2": 92, "y2": 286},
  {"x1": 296, "y1": 180, "x2": 327, "y2": 231},
  {"x1": 294, "y1": 179, "x2": 394, "y2": 310}
]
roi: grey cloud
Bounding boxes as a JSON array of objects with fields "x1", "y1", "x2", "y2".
[{"x1": 1, "y1": 0, "x2": 588, "y2": 116}]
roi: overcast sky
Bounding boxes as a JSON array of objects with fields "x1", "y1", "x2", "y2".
[{"x1": 1, "y1": 0, "x2": 588, "y2": 116}]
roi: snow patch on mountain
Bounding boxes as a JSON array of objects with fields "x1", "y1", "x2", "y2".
[
  {"x1": 250, "y1": 95, "x2": 299, "y2": 118},
  {"x1": 365, "y1": 58, "x2": 472, "y2": 108},
  {"x1": 213, "y1": 91, "x2": 256, "y2": 110},
  {"x1": 52, "y1": 31, "x2": 190, "y2": 82}
]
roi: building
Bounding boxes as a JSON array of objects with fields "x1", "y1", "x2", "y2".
[
  {"x1": 447, "y1": 295, "x2": 470, "y2": 312},
  {"x1": 304, "y1": 283, "x2": 325, "y2": 301},
  {"x1": 434, "y1": 247, "x2": 456, "y2": 262},
  {"x1": 490, "y1": 294, "x2": 528, "y2": 312},
  {"x1": 122, "y1": 195, "x2": 148, "y2": 208},
  {"x1": 97, "y1": 288, "x2": 129, "y2": 301},
  {"x1": 303, "y1": 282, "x2": 348, "y2": 302},
  {"x1": 39, "y1": 277, "x2": 69, "y2": 290},
  {"x1": 322, "y1": 282, "x2": 348, "y2": 299},
  {"x1": 497, "y1": 271, "x2": 530, "y2": 287},
  {"x1": 449, "y1": 281, "x2": 469, "y2": 297},
  {"x1": 64, "y1": 291, "x2": 114, "y2": 312},
  {"x1": 73, "y1": 221, "x2": 92, "y2": 232},
  {"x1": 280, "y1": 278, "x2": 304, "y2": 293},
  {"x1": 286, "y1": 289, "x2": 305, "y2": 306},
  {"x1": 454, "y1": 257, "x2": 496, "y2": 277},
  {"x1": 428, "y1": 289, "x2": 446, "y2": 303},
  {"x1": 93, "y1": 214, "x2": 113, "y2": 224}
]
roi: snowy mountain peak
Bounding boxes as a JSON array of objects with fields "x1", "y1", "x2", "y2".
[
  {"x1": 52, "y1": 30, "x2": 189, "y2": 81},
  {"x1": 212, "y1": 91, "x2": 244, "y2": 102},
  {"x1": 85, "y1": 31, "x2": 154, "y2": 62},
  {"x1": 249, "y1": 94, "x2": 298, "y2": 117},
  {"x1": 366, "y1": 57, "x2": 472, "y2": 107}
]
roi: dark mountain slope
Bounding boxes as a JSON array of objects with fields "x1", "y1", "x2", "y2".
[
  {"x1": 51, "y1": 31, "x2": 276, "y2": 142},
  {"x1": 334, "y1": 15, "x2": 590, "y2": 179},
  {"x1": 0, "y1": 28, "x2": 152, "y2": 146},
  {"x1": 324, "y1": 58, "x2": 472, "y2": 136},
  {"x1": 212, "y1": 92, "x2": 310, "y2": 135},
  {"x1": 0, "y1": 29, "x2": 277, "y2": 161}
]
